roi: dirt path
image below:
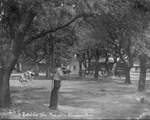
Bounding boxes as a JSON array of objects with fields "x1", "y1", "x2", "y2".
[{"x1": 1, "y1": 74, "x2": 150, "y2": 119}]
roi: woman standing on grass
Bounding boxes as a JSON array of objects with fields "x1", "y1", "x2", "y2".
[{"x1": 49, "y1": 63, "x2": 63, "y2": 110}]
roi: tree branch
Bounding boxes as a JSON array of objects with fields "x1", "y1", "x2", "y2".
[{"x1": 23, "y1": 13, "x2": 92, "y2": 48}]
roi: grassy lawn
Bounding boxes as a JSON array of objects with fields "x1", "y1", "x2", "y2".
[{"x1": 0, "y1": 73, "x2": 150, "y2": 119}]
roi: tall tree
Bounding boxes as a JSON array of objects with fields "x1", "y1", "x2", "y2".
[
  {"x1": 131, "y1": 0, "x2": 150, "y2": 91},
  {"x1": 138, "y1": 54, "x2": 147, "y2": 92},
  {"x1": 0, "y1": 0, "x2": 93, "y2": 108},
  {"x1": 83, "y1": 0, "x2": 148, "y2": 84}
]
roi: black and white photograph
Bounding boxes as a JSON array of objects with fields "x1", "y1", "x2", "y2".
[{"x1": 0, "y1": 0, "x2": 150, "y2": 119}]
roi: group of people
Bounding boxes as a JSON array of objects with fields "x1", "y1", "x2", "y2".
[{"x1": 19, "y1": 70, "x2": 35, "y2": 84}]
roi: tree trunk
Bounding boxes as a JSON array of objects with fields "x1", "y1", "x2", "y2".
[
  {"x1": 0, "y1": 53, "x2": 18, "y2": 108},
  {"x1": 0, "y1": 70, "x2": 11, "y2": 108},
  {"x1": 19, "y1": 62, "x2": 23, "y2": 73},
  {"x1": 94, "y1": 58, "x2": 99, "y2": 79},
  {"x1": 124, "y1": 66, "x2": 131, "y2": 84},
  {"x1": 34, "y1": 63, "x2": 39, "y2": 76},
  {"x1": 138, "y1": 54, "x2": 147, "y2": 92},
  {"x1": 79, "y1": 62, "x2": 82, "y2": 76},
  {"x1": 111, "y1": 58, "x2": 117, "y2": 77},
  {"x1": 104, "y1": 52, "x2": 109, "y2": 70},
  {"x1": 46, "y1": 57, "x2": 51, "y2": 79},
  {"x1": 88, "y1": 59, "x2": 91, "y2": 71},
  {"x1": 16, "y1": 63, "x2": 20, "y2": 72},
  {"x1": 82, "y1": 60, "x2": 87, "y2": 70},
  {"x1": 104, "y1": 56, "x2": 109, "y2": 76},
  {"x1": 118, "y1": 48, "x2": 133, "y2": 84}
]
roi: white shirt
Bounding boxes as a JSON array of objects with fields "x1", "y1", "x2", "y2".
[{"x1": 53, "y1": 67, "x2": 63, "y2": 81}]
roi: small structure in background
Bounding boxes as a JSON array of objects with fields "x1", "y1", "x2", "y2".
[
  {"x1": 67, "y1": 56, "x2": 150, "y2": 76},
  {"x1": 68, "y1": 56, "x2": 84, "y2": 74}
]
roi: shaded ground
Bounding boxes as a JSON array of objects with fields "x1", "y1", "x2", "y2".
[{"x1": 0, "y1": 73, "x2": 150, "y2": 119}]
